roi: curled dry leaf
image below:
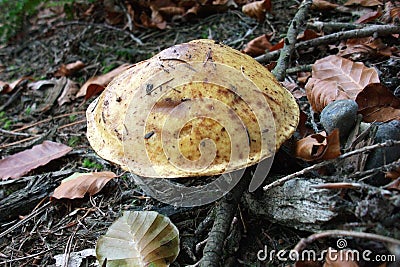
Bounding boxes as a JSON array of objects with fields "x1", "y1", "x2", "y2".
[
  {"x1": 51, "y1": 171, "x2": 116, "y2": 199},
  {"x1": 54, "y1": 60, "x2": 85, "y2": 77},
  {"x1": 305, "y1": 55, "x2": 380, "y2": 112},
  {"x1": 355, "y1": 83, "x2": 400, "y2": 122},
  {"x1": 77, "y1": 63, "x2": 133, "y2": 99},
  {"x1": 0, "y1": 141, "x2": 72, "y2": 180},
  {"x1": 355, "y1": 8, "x2": 382, "y2": 23},
  {"x1": 96, "y1": 210, "x2": 179, "y2": 267},
  {"x1": 311, "y1": 0, "x2": 339, "y2": 11},
  {"x1": 0, "y1": 76, "x2": 33, "y2": 94},
  {"x1": 242, "y1": 34, "x2": 273, "y2": 56},
  {"x1": 337, "y1": 37, "x2": 393, "y2": 60},
  {"x1": 242, "y1": 0, "x2": 272, "y2": 22},
  {"x1": 295, "y1": 129, "x2": 341, "y2": 162},
  {"x1": 385, "y1": 167, "x2": 400, "y2": 181},
  {"x1": 344, "y1": 0, "x2": 383, "y2": 6},
  {"x1": 57, "y1": 78, "x2": 79, "y2": 106}
]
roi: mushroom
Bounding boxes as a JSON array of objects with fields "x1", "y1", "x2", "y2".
[{"x1": 86, "y1": 39, "x2": 299, "y2": 180}]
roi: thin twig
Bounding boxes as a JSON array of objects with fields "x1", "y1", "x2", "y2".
[
  {"x1": 256, "y1": 24, "x2": 400, "y2": 63},
  {"x1": 263, "y1": 140, "x2": 400, "y2": 191},
  {"x1": 0, "y1": 201, "x2": 50, "y2": 239},
  {"x1": 272, "y1": 0, "x2": 313, "y2": 81},
  {"x1": 293, "y1": 230, "x2": 400, "y2": 253}
]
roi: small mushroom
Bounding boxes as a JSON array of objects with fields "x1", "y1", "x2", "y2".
[{"x1": 86, "y1": 39, "x2": 299, "y2": 178}]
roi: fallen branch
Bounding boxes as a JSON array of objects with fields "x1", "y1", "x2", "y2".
[
  {"x1": 263, "y1": 140, "x2": 400, "y2": 191},
  {"x1": 272, "y1": 0, "x2": 313, "y2": 81},
  {"x1": 256, "y1": 24, "x2": 400, "y2": 63}
]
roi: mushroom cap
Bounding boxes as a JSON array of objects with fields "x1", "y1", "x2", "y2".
[{"x1": 86, "y1": 39, "x2": 299, "y2": 178}]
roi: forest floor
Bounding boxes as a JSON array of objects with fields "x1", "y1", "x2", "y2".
[{"x1": 0, "y1": 0, "x2": 399, "y2": 266}]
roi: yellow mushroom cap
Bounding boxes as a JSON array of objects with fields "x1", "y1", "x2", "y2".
[{"x1": 86, "y1": 39, "x2": 299, "y2": 178}]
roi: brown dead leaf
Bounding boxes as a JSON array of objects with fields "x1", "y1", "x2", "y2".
[
  {"x1": 51, "y1": 171, "x2": 116, "y2": 199},
  {"x1": 77, "y1": 63, "x2": 132, "y2": 99},
  {"x1": 305, "y1": 55, "x2": 380, "y2": 112},
  {"x1": 281, "y1": 81, "x2": 306, "y2": 99},
  {"x1": 311, "y1": 0, "x2": 339, "y2": 11},
  {"x1": 295, "y1": 129, "x2": 341, "y2": 161},
  {"x1": 298, "y1": 29, "x2": 322, "y2": 41},
  {"x1": 54, "y1": 60, "x2": 85, "y2": 77},
  {"x1": 344, "y1": 0, "x2": 383, "y2": 6},
  {"x1": 57, "y1": 79, "x2": 79, "y2": 106},
  {"x1": 242, "y1": 33, "x2": 274, "y2": 56},
  {"x1": 337, "y1": 37, "x2": 392, "y2": 60},
  {"x1": 323, "y1": 247, "x2": 359, "y2": 267},
  {"x1": 386, "y1": 167, "x2": 400, "y2": 180},
  {"x1": 140, "y1": 5, "x2": 167, "y2": 29},
  {"x1": 355, "y1": 7, "x2": 382, "y2": 23},
  {"x1": 0, "y1": 76, "x2": 33, "y2": 94},
  {"x1": 242, "y1": 0, "x2": 271, "y2": 22},
  {"x1": 0, "y1": 141, "x2": 72, "y2": 180},
  {"x1": 382, "y1": 1, "x2": 400, "y2": 23},
  {"x1": 355, "y1": 83, "x2": 400, "y2": 122}
]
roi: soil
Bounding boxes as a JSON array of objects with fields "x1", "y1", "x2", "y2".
[{"x1": 0, "y1": 1, "x2": 399, "y2": 266}]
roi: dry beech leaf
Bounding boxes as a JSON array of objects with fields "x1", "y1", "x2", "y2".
[
  {"x1": 305, "y1": 55, "x2": 380, "y2": 112},
  {"x1": 344, "y1": 0, "x2": 383, "y2": 6},
  {"x1": 337, "y1": 37, "x2": 392, "y2": 59},
  {"x1": 96, "y1": 210, "x2": 179, "y2": 267},
  {"x1": 311, "y1": 0, "x2": 339, "y2": 10},
  {"x1": 295, "y1": 129, "x2": 341, "y2": 162},
  {"x1": 386, "y1": 167, "x2": 400, "y2": 180},
  {"x1": 0, "y1": 141, "x2": 72, "y2": 180},
  {"x1": 51, "y1": 171, "x2": 116, "y2": 199},
  {"x1": 323, "y1": 247, "x2": 359, "y2": 267},
  {"x1": 243, "y1": 34, "x2": 273, "y2": 56},
  {"x1": 77, "y1": 63, "x2": 133, "y2": 99},
  {"x1": 355, "y1": 83, "x2": 400, "y2": 122},
  {"x1": 0, "y1": 76, "x2": 33, "y2": 94},
  {"x1": 355, "y1": 8, "x2": 382, "y2": 23},
  {"x1": 54, "y1": 60, "x2": 85, "y2": 77},
  {"x1": 242, "y1": 0, "x2": 272, "y2": 22}
]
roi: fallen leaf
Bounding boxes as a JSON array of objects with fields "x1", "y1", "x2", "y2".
[
  {"x1": 54, "y1": 249, "x2": 96, "y2": 267},
  {"x1": 382, "y1": 1, "x2": 400, "y2": 23},
  {"x1": 243, "y1": 33, "x2": 274, "y2": 56},
  {"x1": 311, "y1": 0, "x2": 339, "y2": 10},
  {"x1": 386, "y1": 167, "x2": 400, "y2": 180},
  {"x1": 295, "y1": 129, "x2": 341, "y2": 161},
  {"x1": 54, "y1": 60, "x2": 85, "y2": 77},
  {"x1": 57, "y1": 79, "x2": 79, "y2": 106},
  {"x1": 0, "y1": 76, "x2": 33, "y2": 94},
  {"x1": 344, "y1": 0, "x2": 383, "y2": 6},
  {"x1": 281, "y1": 81, "x2": 306, "y2": 99},
  {"x1": 298, "y1": 29, "x2": 322, "y2": 41},
  {"x1": 77, "y1": 63, "x2": 132, "y2": 99},
  {"x1": 140, "y1": 5, "x2": 167, "y2": 29},
  {"x1": 51, "y1": 171, "x2": 116, "y2": 199},
  {"x1": 96, "y1": 211, "x2": 179, "y2": 267},
  {"x1": 355, "y1": 8, "x2": 382, "y2": 23},
  {"x1": 305, "y1": 55, "x2": 380, "y2": 112},
  {"x1": 242, "y1": 0, "x2": 271, "y2": 22},
  {"x1": 0, "y1": 141, "x2": 72, "y2": 180},
  {"x1": 337, "y1": 37, "x2": 392, "y2": 60},
  {"x1": 355, "y1": 83, "x2": 400, "y2": 122},
  {"x1": 323, "y1": 247, "x2": 358, "y2": 267}
]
